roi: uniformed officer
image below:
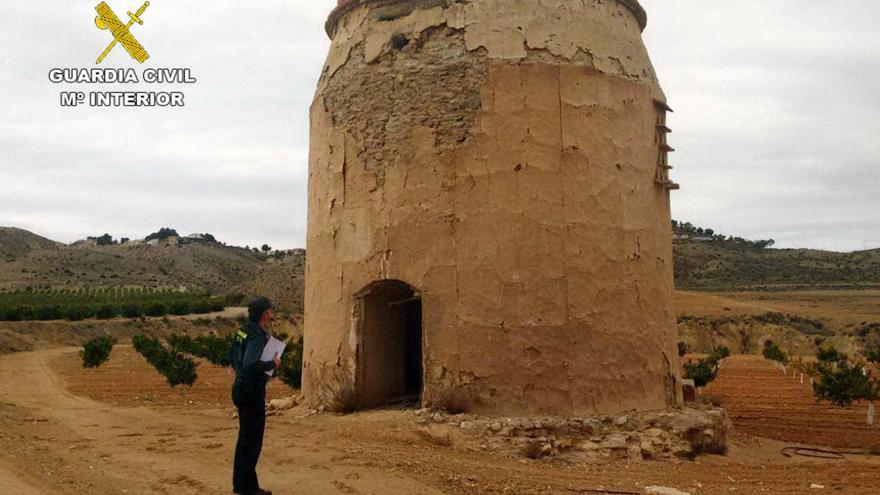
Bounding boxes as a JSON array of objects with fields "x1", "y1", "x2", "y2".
[{"x1": 231, "y1": 297, "x2": 281, "y2": 495}]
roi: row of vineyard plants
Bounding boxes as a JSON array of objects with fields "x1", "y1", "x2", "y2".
[
  {"x1": 132, "y1": 335, "x2": 198, "y2": 387},
  {"x1": 132, "y1": 334, "x2": 303, "y2": 389},
  {"x1": 0, "y1": 288, "x2": 224, "y2": 321},
  {"x1": 166, "y1": 334, "x2": 232, "y2": 367},
  {"x1": 162, "y1": 331, "x2": 304, "y2": 390}
]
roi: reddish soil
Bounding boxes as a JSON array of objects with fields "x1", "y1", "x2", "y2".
[
  {"x1": 0, "y1": 348, "x2": 878, "y2": 494},
  {"x1": 53, "y1": 346, "x2": 293, "y2": 409},
  {"x1": 703, "y1": 355, "x2": 880, "y2": 449}
]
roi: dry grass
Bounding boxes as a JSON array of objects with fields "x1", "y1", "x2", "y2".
[
  {"x1": 319, "y1": 369, "x2": 357, "y2": 414},
  {"x1": 429, "y1": 382, "x2": 473, "y2": 414}
]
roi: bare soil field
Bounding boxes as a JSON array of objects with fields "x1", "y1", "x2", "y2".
[
  {"x1": 53, "y1": 346, "x2": 293, "y2": 409},
  {"x1": 702, "y1": 354, "x2": 880, "y2": 450},
  {"x1": 675, "y1": 290, "x2": 880, "y2": 327},
  {"x1": 1, "y1": 347, "x2": 879, "y2": 494}
]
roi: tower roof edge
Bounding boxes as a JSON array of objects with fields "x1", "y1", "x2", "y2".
[{"x1": 325, "y1": 0, "x2": 648, "y2": 38}]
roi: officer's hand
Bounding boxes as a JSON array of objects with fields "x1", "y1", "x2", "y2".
[{"x1": 273, "y1": 353, "x2": 281, "y2": 369}]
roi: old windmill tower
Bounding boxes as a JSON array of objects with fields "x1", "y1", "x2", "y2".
[{"x1": 303, "y1": 0, "x2": 681, "y2": 415}]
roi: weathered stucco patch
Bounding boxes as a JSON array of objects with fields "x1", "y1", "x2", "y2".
[
  {"x1": 321, "y1": 27, "x2": 488, "y2": 179},
  {"x1": 322, "y1": 0, "x2": 662, "y2": 97}
]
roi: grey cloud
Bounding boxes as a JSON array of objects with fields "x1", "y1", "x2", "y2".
[{"x1": 1, "y1": 0, "x2": 878, "y2": 252}]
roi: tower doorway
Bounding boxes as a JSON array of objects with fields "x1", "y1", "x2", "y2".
[{"x1": 354, "y1": 280, "x2": 423, "y2": 409}]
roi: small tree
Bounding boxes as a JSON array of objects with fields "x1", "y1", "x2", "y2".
[
  {"x1": 817, "y1": 346, "x2": 847, "y2": 363},
  {"x1": 677, "y1": 341, "x2": 688, "y2": 357},
  {"x1": 261, "y1": 244, "x2": 272, "y2": 253},
  {"x1": 709, "y1": 345, "x2": 731, "y2": 361},
  {"x1": 145, "y1": 228, "x2": 179, "y2": 242},
  {"x1": 277, "y1": 337, "x2": 303, "y2": 389},
  {"x1": 94, "y1": 234, "x2": 114, "y2": 246},
  {"x1": 683, "y1": 359, "x2": 718, "y2": 388},
  {"x1": 863, "y1": 332, "x2": 880, "y2": 364},
  {"x1": 81, "y1": 336, "x2": 115, "y2": 368},
  {"x1": 763, "y1": 340, "x2": 787, "y2": 364},
  {"x1": 683, "y1": 346, "x2": 729, "y2": 388},
  {"x1": 813, "y1": 359, "x2": 879, "y2": 407}
]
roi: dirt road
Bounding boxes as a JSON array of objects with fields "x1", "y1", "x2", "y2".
[
  {"x1": 0, "y1": 348, "x2": 442, "y2": 494},
  {"x1": 1, "y1": 348, "x2": 879, "y2": 494}
]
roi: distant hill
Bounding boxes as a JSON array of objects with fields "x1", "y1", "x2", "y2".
[
  {"x1": 673, "y1": 221, "x2": 880, "y2": 291},
  {"x1": 0, "y1": 227, "x2": 60, "y2": 259},
  {"x1": 0, "y1": 228, "x2": 304, "y2": 313},
  {"x1": 3, "y1": 223, "x2": 879, "y2": 314}
]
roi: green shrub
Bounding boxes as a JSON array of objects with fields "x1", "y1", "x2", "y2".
[
  {"x1": 677, "y1": 341, "x2": 688, "y2": 357},
  {"x1": 95, "y1": 305, "x2": 117, "y2": 319},
  {"x1": 166, "y1": 333, "x2": 231, "y2": 367},
  {"x1": 162, "y1": 351, "x2": 198, "y2": 387},
  {"x1": 278, "y1": 338, "x2": 303, "y2": 389},
  {"x1": 682, "y1": 344, "x2": 729, "y2": 388},
  {"x1": 81, "y1": 336, "x2": 115, "y2": 368},
  {"x1": 813, "y1": 359, "x2": 879, "y2": 407},
  {"x1": 166, "y1": 334, "x2": 195, "y2": 353},
  {"x1": 709, "y1": 345, "x2": 731, "y2": 361},
  {"x1": 133, "y1": 334, "x2": 198, "y2": 387},
  {"x1": 762, "y1": 340, "x2": 787, "y2": 364},
  {"x1": 168, "y1": 301, "x2": 190, "y2": 316},
  {"x1": 34, "y1": 305, "x2": 62, "y2": 320},
  {"x1": 194, "y1": 335, "x2": 232, "y2": 366},
  {"x1": 120, "y1": 303, "x2": 143, "y2": 318},
  {"x1": 144, "y1": 303, "x2": 166, "y2": 317},
  {"x1": 684, "y1": 358, "x2": 718, "y2": 388},
  {"x1": 817, "y1": 346, "x2": 847, "y2": 363},
  {"x1": 64, "y1": 305, "x2": 93, "y2": 321}
]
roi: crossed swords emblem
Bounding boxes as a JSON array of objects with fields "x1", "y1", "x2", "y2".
[{"x1": 94, "y1": 1, "x2": 151, "y2": 64}]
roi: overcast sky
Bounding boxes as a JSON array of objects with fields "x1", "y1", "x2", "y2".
[{"x1": 1, "y1": 0, "x2": 877, "y2": 251}]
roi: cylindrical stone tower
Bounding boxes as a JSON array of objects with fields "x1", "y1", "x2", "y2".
[{"x1": 304, "y1": 0, "x2": 681, "y2": 416}]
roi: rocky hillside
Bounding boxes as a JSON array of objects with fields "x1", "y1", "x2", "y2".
[
  {"x1": 0, "y1": 227, "x2": 60, "y2": 259},
  {"x1": 4, "y1": 222, "x2": 880, "y2": 316},
  {"x1": 0, "y1": 228, "x2": 304, "y2": 313},
  {"x1": 673, "y1": 222, "x2": 880, "y2": 291}
]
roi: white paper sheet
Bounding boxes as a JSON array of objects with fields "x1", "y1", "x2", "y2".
[{"x1": 261, "y1": 336, "x2": 286, "y2": 376}]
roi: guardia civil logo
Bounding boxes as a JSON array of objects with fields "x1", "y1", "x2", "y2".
[
  {"x1": 94, "y1": 1, "x2": 151, "y2": 64},
  {"x1": 47, "y1": 1, "x2": 197, "y2": 107}
]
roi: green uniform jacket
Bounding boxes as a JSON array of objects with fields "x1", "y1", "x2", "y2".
[{"x1": 230, "y1": 321, "x2": 276, "y2": 385}]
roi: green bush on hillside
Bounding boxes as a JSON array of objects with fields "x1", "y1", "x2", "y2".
[
  {"x1": 95, "y1": 305, "x2": 117, "y2": 319},
  {"x1": 817, "y1": 346, "x2": 847, "y2": 363},
  {"x1": 762, "y1": 340, "x2": 787, "y2": 364},
  {"x1": 120, "y1": 303, "x2": 143, "y2": 318}
]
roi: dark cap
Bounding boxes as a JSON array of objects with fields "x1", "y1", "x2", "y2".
[{"x1": 248, "y1": 296, "x2": 273, "y2": 322}]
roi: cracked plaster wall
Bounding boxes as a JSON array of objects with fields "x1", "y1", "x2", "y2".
[{"x1": 304, "y1": 0, "x2": 681, "y2": 416}]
